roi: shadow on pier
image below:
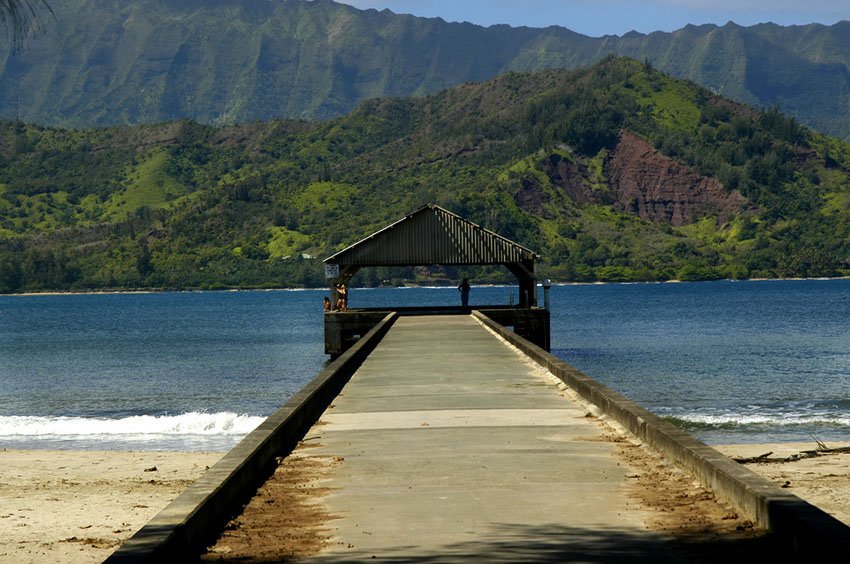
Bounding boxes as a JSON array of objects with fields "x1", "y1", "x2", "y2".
[{"x1": 206, "y1": 523, "x2": 782, "y2": 563}]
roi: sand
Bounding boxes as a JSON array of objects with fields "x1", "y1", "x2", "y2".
[
  {"x1": 713, "y1": 442, "x2": 850, "y2": 526},
  {"x1": 1, "y1": 443, "x2": 848, "y2": 563},
  {"x1": 0, "y1": 449, "x2": 223, "y2": 564}
]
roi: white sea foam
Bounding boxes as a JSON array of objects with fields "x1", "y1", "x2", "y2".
[
  {"x1": 671, "y1": 413, "x2": 850, "y2": 427},
  {"x1": 0, "y1": 412, "x2": 265, "y2": 437}
]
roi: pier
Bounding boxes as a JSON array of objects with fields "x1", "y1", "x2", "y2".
[
  {"x1": 108, "y1": 310, "x2": 850, "y2": 562},
  {"x1": 107, "y1": 208, "x2": 850, "y2": 562},
  {"x1": 236, "y1": 314, "x2": 666, "y2": 560},
  {"x1": 321, "y1": 205, "x2": 550, "y2": 357}
]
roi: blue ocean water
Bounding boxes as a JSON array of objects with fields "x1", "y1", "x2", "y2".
[
  {"x1": 0, "y1": 280, "x2": 847, "y2": 449},
  {"x1": 0, "y1": 290, "x2": 327, "y2": 450},
  {"x1": 551, "y1": 279, "x2": 850, "y2": 444}
]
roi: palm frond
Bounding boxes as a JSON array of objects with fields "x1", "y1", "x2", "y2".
[{"x1": 1, "y1": 0, "x2": 53, "y2": 47}]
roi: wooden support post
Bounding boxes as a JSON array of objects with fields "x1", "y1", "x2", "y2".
[{"x1": 506, "y1": 258, "x2": 538, "y2": 308}]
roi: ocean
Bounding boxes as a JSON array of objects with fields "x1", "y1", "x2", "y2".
[{"x1": 0, "y1": 280, "x2": 847, "y2": 450}]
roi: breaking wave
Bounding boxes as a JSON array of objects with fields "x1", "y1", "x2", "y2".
[
  {"x1": 0, "y1": 412, "x2": 266, "y2": 450},
  {"x1": 663, "y1": 412, "x2": 850, "y2": 431}
]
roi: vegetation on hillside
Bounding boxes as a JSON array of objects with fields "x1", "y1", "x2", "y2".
[
  {"x1": 1, "y1": 57, "x2": 849, "y2": 292},
  {"x1": 3, "y1": 1, "x2": 850, "y2": 139}
]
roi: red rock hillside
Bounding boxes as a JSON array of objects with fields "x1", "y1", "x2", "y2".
[{"x1": 604, "y1": 131, "x2": 748, "y2": 226}]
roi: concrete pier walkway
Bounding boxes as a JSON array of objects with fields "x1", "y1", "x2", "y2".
[
  {"x1": 118, "y1": 312, "x2": 845, "y2": 562},
  {"x1": 296, "y1": 315, "x2": 670, "y2": 561}
]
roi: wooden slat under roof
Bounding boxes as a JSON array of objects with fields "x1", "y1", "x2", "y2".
[{"x1": 324, "y1": 204, "x2": 537, "y2": 267}]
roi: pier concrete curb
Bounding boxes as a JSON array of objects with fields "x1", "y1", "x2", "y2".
[
  {"x1": 105, "y1": 312, "x2": 398, "y2": 563},
  {"x1": 473, "y1": 310, "x2": 850, "y2": 558}
]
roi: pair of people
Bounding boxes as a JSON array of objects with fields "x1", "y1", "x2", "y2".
[{"x1": 323, "y1": 283, "x2": 348, "y2": 312}]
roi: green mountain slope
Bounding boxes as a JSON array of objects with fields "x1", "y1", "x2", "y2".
[
  {"x1": 3, "y1": 1, "x2": 850, "y2": 138},
  {"x1": 1, "y1": 58, "x2": 849, "y2": 292}
]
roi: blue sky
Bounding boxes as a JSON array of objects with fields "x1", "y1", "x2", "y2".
[{"x1": 340, "y1": 1, "x2": 848, "y2": 37}]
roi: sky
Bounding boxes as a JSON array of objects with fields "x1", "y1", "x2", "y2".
[{"x1": 340, "y1": 1, "x2": 848, "y2": 37}]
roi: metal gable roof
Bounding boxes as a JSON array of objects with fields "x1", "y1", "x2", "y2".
[{"x1": 324, "y1": 204, "x2": 537, "y2": 267}]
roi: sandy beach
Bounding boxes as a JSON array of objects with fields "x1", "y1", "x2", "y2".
[
  {"x1": 0, "y1": 449, "x2": 223, "y2": 564},
  {"x1": 713, "y1": 442, "x2": 850, "y2": 526},
  {"x1": 0, "y1": 443, "x2": 848, "y2": 563}
]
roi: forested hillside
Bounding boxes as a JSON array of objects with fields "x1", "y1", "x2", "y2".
[
  {"x1": 2, "y1": 0, "x2": 850, "y2": 138},
  {"x1": 1, "y1": 58, "x2": 848, "y2": 292}
]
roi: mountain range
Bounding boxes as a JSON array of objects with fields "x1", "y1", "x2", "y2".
[
  {"x1": 3, "y1": 0, "x2": 850, "y2": 138},
  {"x1": 2, "y1": 57, "x2": 848, "y2": 292}
]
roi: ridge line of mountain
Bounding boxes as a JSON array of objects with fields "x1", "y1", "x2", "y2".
[{"x1": 2, "y1": 0, "x2": 850, "y2": 139}]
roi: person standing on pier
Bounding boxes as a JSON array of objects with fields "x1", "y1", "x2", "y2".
[
  {"x1": 458, "y1": 278, "x2": 471, "y2": 307},
  {"x1": 336, "y1": 283, "x2": 348, "y2": 311}
]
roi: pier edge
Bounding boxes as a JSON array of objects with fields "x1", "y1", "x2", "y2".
[
  {"x1": 472, "y1": 310, "x2": 850, "y2": 558},
  {"x1": 105, "y1": 312, "x2": 399, "y2": 563}
]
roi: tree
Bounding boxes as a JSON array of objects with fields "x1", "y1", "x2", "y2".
[
  {"x1": 1, "y1": 0, "x2": 52, "y2": 47},
  {"x1": 136, "y1": 238, "x2": 154, "y2": 279}
]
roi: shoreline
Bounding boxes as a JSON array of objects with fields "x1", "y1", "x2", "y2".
[
  {"x1": 4, "y1": 275, "x2": 850, "y2": 297},
  {"x1": 1, "y1": 443, "x2": 847, "y2": 562}
]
